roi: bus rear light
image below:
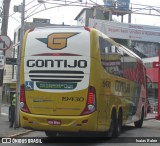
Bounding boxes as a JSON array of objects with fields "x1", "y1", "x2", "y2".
[
  {"x1": 88, "y1": 93, "x2": 94, "y2": 105},
  {"x1": 20, "y1": 84, "x2": 30, "y2": 113},
  {"x1": 20, "y1": 85, "x2": 25, "y2": 102},
  {"x1": 81, "y1": 86, "x2": 96, "y2": 115},
  {"x1": 28, "y1": 28, "x2": 34, "y2": 33},
  {"x1": 84, "y1": 27, "x2": 90, "y2": 31}
]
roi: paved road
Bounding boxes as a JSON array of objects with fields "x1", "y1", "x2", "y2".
[
  {"x1": 1, "y1": 104, "x2": 160, "y2": 145},
  {"x1": 17, "y1": 119, "x2": 160, "y2": 145}
]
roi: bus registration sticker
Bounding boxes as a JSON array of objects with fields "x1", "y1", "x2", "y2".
[{"x1": 48, "y1": 120, "x2": 61, "y2": 125}]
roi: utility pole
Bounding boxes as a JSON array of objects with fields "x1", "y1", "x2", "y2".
[
  {"x1": 1, "y1": 0, "x2": 11, "y2": 35},
  {"x1": 15, "y1": 0, "x2": 25, "y2": 128},
  {"x1": 0, "y1": 0, "x2": 11, "y2": 114}
]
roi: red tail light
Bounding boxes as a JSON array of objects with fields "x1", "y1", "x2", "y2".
[
  {"x1": 20, "y1": 84, "x2": 30, "y2": 113},
  {"x1": 81, "y1": 86, "x2": 96, "y2": 115},
  {"x1": 84, "y1": 27, "x2": 90, "y2": 31},
  {"x1": 28, "y1": 28, "x2": 34, "y2": 33},
  {"x1": 88, "y1": 92, "x2": 94, "y2": 105}
]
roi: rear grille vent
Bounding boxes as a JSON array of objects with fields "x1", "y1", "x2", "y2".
[{"x1": 29, "y1": 70, "x2": 84, "y2": 83}]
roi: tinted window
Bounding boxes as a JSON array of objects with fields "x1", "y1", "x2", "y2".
[{"x1": 99, "y1": 36, "x2": 123, "y2": 77}]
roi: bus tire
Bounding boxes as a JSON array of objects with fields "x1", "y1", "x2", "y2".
[
  {"x1": 134, "y1": 108, "x2": 144, "y2": 128},
  {"x1": 45, "y1": 131, "x2": 57, "y2": 137},
  {"x1": 8, "y1": 106, "x2": 11, "y2": 122},
  {"x1": 117, "y1": 110, "x2": 123, "y2": 136},
  {"x1": 107, "y1": 110, "x2": 118, "y2": 137}
]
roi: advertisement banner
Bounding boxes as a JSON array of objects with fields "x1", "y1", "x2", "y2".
[
  {"x1": 117, "y1": 0, "x2": 130, "y2": 10},
  {"x1": 89, "y1": 18, "x2": 160, "y2": 43}
]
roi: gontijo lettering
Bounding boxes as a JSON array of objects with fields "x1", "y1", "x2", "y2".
[{"x1": 27, "y1": 59, "x2": 87, "y2": 68}]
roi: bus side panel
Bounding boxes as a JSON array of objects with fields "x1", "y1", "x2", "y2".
[
  {"x1": 20, "y1": 30, "x2": 30, "y2": 88},
  {"x1": 97, "y1": 31, "x2": 147, "y2": 129},
  {"x1": 89, "y1": 29, "x2": 110, "y2": 131},
  {"x1": 131, "y1": 64, "x2": 147, "y2": 122}
]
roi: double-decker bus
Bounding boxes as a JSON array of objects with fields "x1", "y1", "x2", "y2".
[{"x1": 20, "y1": 26, "x2": 147, "y2": 137}]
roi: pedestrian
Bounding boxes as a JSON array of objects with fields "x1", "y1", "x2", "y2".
[{"x1": 9, "y1": 93, "x2": 16, "y2": 128}]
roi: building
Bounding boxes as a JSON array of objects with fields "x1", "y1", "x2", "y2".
[
  {"x1": 143, "y1": 57, "x2": 158, "y2": 112},
  {"x1": 2, "y1": 46, "x2": 15, "y2": 103}
]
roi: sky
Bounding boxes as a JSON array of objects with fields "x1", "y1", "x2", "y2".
[{"x1": 0, "y1": 0, "x2": 160, "y2": 40}]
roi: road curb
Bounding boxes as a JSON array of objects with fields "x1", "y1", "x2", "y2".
[
  {"x1": 144, "y1": 118, "x2": 155, "y2": 121},
  {"x1": 9, "y1": 130, "x2": 33, "y2": 138}
]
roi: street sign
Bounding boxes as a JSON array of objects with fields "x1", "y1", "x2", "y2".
[
  {"x1": 153, "y1": 62, "x2": 160, "y2": 68},
  {"x1": 33, "y1": 18, "x2": 50, "y2": 24},
  {"x1": 6, "y1": 58, "x2": 17, "y2": 65},
  {"x1": 0, "y1": 35, "x2": 11, "y2": 50}
]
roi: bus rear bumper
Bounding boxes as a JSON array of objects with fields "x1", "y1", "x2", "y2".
[{"x1": 20, "y1": 111, "x2": 98, "y2": 132}]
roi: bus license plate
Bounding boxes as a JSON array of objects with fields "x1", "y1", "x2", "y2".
[{"x1": 48, "y1": 120, "x2": 61, "y2": 125}]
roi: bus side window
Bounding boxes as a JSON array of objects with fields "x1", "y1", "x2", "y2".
[
  {"x1": 99, "y1": 36, "x2": 124, "y2": 77},
  {"x1": 111, "y1": 46, "x2": 116, "y2": 52},
  {"x1": 105, "y1": 47, "x2": 108, "y2": 53},
  {"x1": 99, "y1": 36, "x2": 111, "y2": 54}
]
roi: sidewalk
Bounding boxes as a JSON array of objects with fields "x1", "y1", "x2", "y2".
[
  {"x1": 0, "y1": 103, "x2": 32, "y2": 138},
  {"x1": 145, "y1": 113, "x2": 157, "y2": 120},
  {"x1": 0, "y1": 107, "x2": 158, "y2": 138},
  {"x1": 0, "y1": 112, "x2": 32, "y2": 138}
]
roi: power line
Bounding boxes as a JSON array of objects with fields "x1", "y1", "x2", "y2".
[
  {"x1": 4, "y1": 0, "x2": 160, "y2": 25},
  {"x1": 25, "y1": 0, "x2": 96, "y2": 19},
  {"x1": 10, "y1": 15, "x2": 20, "y2": 23},
  {"x1": 131, "y1": 0, "x2": 160, "y2": 7},
  {"x1": 26, "y1": 0, "x2": 37, "y2": 6},
  {"x1": 26, "y1": 3, "x2": 43, "y2": 19}
]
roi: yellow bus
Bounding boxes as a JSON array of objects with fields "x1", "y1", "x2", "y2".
[{"x1": 20, "y1": 26, "x2": 147, "y2": 137}]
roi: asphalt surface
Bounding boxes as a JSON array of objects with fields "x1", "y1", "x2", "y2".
[{"x1": 0, "y1": 104, "x2": 157, "y2": 138}]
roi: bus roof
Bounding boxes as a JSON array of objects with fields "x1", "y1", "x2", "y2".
[{"x1": 32, "y1": 25, "x2": 86, "y2": 31}]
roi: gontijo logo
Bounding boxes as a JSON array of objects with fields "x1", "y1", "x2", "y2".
[{"x1": 37, "y1": 33, "x2": 79, "y2": 50}]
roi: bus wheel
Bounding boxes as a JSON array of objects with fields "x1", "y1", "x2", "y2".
[
  {"x1": 117, "y1": 111, "x2": 122, "y2": 136},
  {"x1": 107, "y1": 110, "x2": 117, "y2": 137},
  {"x1": 45, "y1": 131, "x2": 57, "y2": 137},
  {"x1": 8, "y1": 106, "x2": 11, "y2": 122},
  {"x1": 134, "y1": 108, "x2": 144, "y2": 128}
]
